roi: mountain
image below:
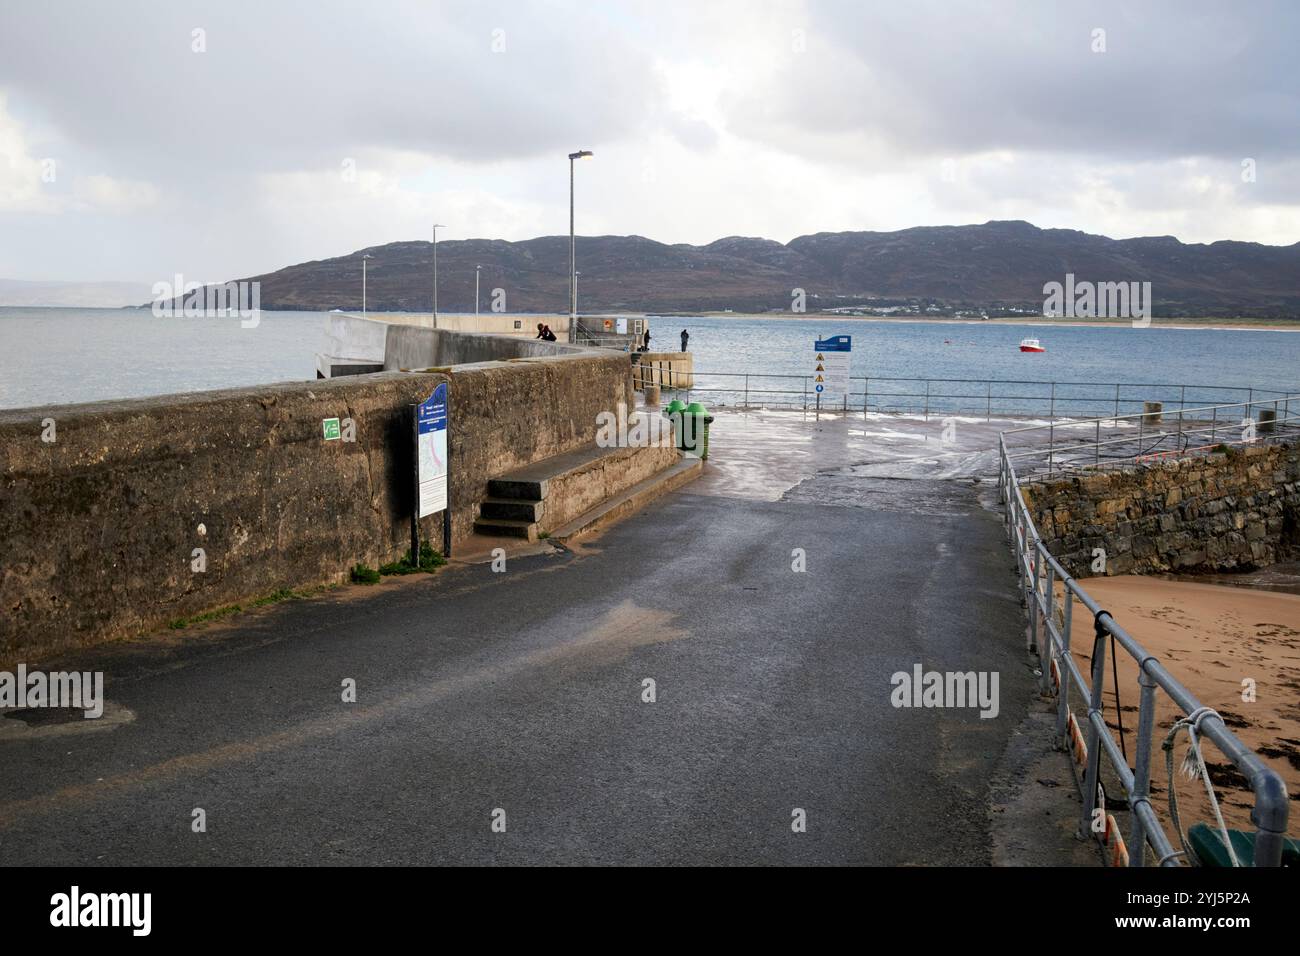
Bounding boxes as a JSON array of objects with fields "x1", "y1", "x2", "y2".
[{"x1": 216, "y1": 221, "x2": 1300, "y2": 317}]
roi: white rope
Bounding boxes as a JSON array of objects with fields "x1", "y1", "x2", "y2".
[{"x1": 1162, "y1": 706, "x2": 1241, "y2": 867}]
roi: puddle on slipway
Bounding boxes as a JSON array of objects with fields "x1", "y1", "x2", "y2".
[
  {"x1": 0, "y1": 700, "x2": 135, "y2": 741},
  {"x1": 693, "y1": 408, "x2": 1011, "y2": 512}
]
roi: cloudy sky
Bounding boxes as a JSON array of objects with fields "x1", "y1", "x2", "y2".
[{"x1": 1, "y1": 0, "x2": 1297, "y2": 288}]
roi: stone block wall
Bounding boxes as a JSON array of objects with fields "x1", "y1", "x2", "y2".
[{"x1": 1021, "y1": 443, "x2": 1300, "y2": 577}]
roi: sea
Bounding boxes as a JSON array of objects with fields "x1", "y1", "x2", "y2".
[{"x1": 1, "y1": 307, "x2": 1297, "y2": 418}]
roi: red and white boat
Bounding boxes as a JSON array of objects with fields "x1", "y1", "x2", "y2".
[{"x1": 1019, "y1": 337, "x2": 1046, "y2": 353}]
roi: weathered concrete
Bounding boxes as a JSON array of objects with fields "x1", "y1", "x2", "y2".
[
  {"x1": 633, "y1": 351, "x2": 693, "y2": 389},
  {"x1": 383, "y1": 324, "x2": 586, "y2": 371},
  {"x1": 319, "y1": 314, "x2": 587, "y2": 378},
  {"x1": 1023, "y1": 442, "x2": 1300, "y2": 576},
  {"x1": 476, "y1": 440, "x2": 680, "y2": 539},
  {"x1": 0, "y1": 349, "x2": 634, "y2": 663}
]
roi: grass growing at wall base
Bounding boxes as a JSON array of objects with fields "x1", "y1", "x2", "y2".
[
  {"x1": 167, "y1": 584, "x2": 339, "y2": 629},
  {"x1": 376, "y1": 541, "x2": 447, "y2": 577}
]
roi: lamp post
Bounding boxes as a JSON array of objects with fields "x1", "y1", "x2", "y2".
[
  {"x1": 568, "y1": 149, "x2": 593, "y2": 342},
  {"x1": 432, "y1": 224, "x2": 444, "y2": 327},
  {"x1": 362, "y1": 254, "x2": 373, "y2": 315},
  {"x1": 475, "y1": 265, "x2": 481, "y2": 316}
]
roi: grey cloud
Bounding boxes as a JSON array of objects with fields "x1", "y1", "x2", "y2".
[
  {"x1": 725, "y1": 0, "x2": 1300, "y2": 167},
  {"x1": 0, "y1": 0, "x2": 660, "y2": 180}
]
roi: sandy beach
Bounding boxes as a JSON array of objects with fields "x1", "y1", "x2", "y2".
[{"x1": 1058, "y1": 576, "x2": 1300, "y2": 837}]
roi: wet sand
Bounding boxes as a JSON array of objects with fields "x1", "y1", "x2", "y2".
[{"x1": 1061, "y1": 576, "x2": 1300, "y2": 834}]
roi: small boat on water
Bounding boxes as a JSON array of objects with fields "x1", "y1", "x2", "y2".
[{"x1": 1019, "y1": 337, "x2": 1046, "y2": 353}]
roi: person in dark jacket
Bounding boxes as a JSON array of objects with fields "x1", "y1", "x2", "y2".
[
  {"x1": 641, "y1": 329, "x2": 652, "y2": 352},
  {"x1": 680, "y1": 329, "x2": 689, "y2": 352}
]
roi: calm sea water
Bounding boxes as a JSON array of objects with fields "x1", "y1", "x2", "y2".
[
  {"x1": 1, "y1": 308, "x2": 1297, "y2": 417},
  {"x1": 0, "y1": 307, "x2": 327, "y2": 410},
  {"x1": 673, "y1": 316, "x2": 1300, "y2": 417}
]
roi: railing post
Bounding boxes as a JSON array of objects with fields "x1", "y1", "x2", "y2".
[
  {"x1": 864, "y1": 377, "x2": 869, "y2": 418},
  {"x1": 1128, "y1": 665, "x2": 1159, "y2": 866},
  {"x1": 1095, "y1": 419, "x2": 1100, "y2": 468},
  {"x1": 1041, "y1": 556, "x2": 1056, "y2": 696},
  {"x1": 744, "y1": 374, "x2": 749, "y2": 409},
  {"x1": 1027, "y1": 546, "x2": 1040, "y2": 649},
  {"x1": 1057, "y1": 590, "x2": 1073, "y2": 747},
  {"x1": 986, "y1": 381, "x2": 992, "y2": 422},
  {"x1": 924, "y1": 380, "x2": 930, "y2": 421},
  {"x1": 1114, "y1": 384, "x2": 1120, "y2": 421},
  {"x1": 1211, "y1": 404, "x2": 1217, "y2": 444},
  {"x1": 1078, "y1": 616, "x2": 1109, "y2": 840},
  {"x1": 1050, "y1": 382, "x2": 1056, "y2": 420}
]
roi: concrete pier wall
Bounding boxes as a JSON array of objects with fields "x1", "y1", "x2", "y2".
[
  {"x1": 633, "y1": 351, "x2": 694, "y2": 389},
  {"x1": 383, "y1": 324, "x2": 585, "y2": 370},
  {"x1": 0, "y1": 347, "x2": 633, "y2": 663}
]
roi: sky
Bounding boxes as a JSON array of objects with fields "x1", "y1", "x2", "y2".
[{"x1": 1, "y1": 0, "x2": 1297, "y2": 287}]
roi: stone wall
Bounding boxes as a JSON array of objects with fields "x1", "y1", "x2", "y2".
[
  {"x1": 1021, "y1": 443, "x2": 1300, "y2": 577},
  {"x1": 0, "y1": 351, "x2": 632, "y2": 663}
]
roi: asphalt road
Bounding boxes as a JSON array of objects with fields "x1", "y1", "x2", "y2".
[{"x1": 0, "y1": 482, "x2": 1032, "y2": 865}]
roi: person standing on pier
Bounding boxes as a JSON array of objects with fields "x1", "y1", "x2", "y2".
[{"x1": 680, "y1": 329, "x2": 689, "y2": 352}]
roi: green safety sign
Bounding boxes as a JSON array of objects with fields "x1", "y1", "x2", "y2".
[{"x1": 322, "y1": 417, "x2": 341, "y2": 441}]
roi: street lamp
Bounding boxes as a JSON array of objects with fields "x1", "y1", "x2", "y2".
[
  {"x1": 568, "y1": 149, "x2": 593, "y2": 342},
  {"x1": 475, "y1": 264, "x2": 481, "y2": 316},
  {"x1": 362, "y1": 254, "x2": 374, "y2": 315},
  {"x1": 432, "y1": 224, "x2": 445, "y2": 327}
]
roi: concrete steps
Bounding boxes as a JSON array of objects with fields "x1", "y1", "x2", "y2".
[
  {"x1": 551, "y1": 455, "x2": 703, "y2": 544},
  {"x1": 474, "y1": 440, "x2": 683, "y2": 541}
]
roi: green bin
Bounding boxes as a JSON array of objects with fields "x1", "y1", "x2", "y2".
[
  {"x1": 682, "y1": 402, "x2": 712, "y2": 458},
  {"x1": 663, "y1": 400, "x2": 687, "y2": 451}
]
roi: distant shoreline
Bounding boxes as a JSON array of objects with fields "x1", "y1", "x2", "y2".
[
  {"x1": 653, "y1": 312, "x2": 1300, "y2": 332},
  {"x1": 4, "y1": 304, "x2": 1299, "y2": 333}
]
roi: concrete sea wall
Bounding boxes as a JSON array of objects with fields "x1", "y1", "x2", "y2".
[
  {"x1": 0, "y1": 348, "x2": 633, "y2": 663},
  {"x1": 1022, "y1": 442, "x2": 1300, "y2": 577}
]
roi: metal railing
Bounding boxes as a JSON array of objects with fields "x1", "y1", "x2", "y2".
[
  {"x1": 653, "y1": 371, "x2": 1298, "y2": 421},
  {"x1": 1003, "y1": 396, "x2": 1300, "y2": 477},
  {"x1": 573, "y1": 320, "x2": 641, "y2": 350},
  {"x1": 998, "y1": 435, "x2": 1291, "y2": 866}
]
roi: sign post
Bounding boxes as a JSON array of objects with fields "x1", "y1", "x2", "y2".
[
  {"x1": 412, "y1": 382, "x2": 451, "y2": 562},
  {"x1": 812, "y1": 334, "x2": 851, "y2": 421}
]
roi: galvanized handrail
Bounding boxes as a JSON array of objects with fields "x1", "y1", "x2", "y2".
[
  {"x1": 998, "y1": 434, "x2": 1291, "y2": 866},
  {"x1": 1003, "y1": 396, "x2": 1300, "y2": 476},
  {"x1": 656, "y1": 371, "x2": 1297, "y2": 420}
]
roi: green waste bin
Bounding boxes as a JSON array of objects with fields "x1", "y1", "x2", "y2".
[
  {"x1": 664, "y1": 400, "x2": 687, "y2": 451},
  {"x1": 683, "y1": 402, "x2": 712, "y2": 458}
]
